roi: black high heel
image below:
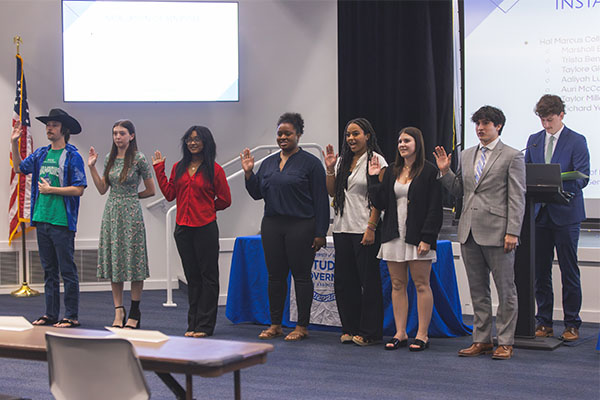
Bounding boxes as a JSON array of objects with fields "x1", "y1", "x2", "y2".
[
  {"x1": 124, "y1": 311, "x2": 141, "y2": 329},
  {"x1": 112, "y1": 306, "x2": 127, "y2": 328}
]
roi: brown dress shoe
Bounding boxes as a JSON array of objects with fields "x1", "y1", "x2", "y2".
[
  {"x1": 492, "y1": 345, "x2": 513, "y2": 360},
  {"x1": 458, "y1": 342, "x2": 494, "y2": 357},
  {"x1": 560, "y1": 327, "x2": 579, "y2": 342},
  {"x1": 535, "y1": 325, "x2": 554, "y2": 338}
]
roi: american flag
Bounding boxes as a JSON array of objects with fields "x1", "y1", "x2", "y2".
[{"x1": 8, "y1": 54, "x2": 33, "y2": 245}]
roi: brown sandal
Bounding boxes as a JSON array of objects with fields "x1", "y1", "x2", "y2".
[
  {"x1": 258, "y1": 329, "x2": 283, "y2": 340},
  {"x1": 340, "y1": 333, "x2": 353, "y2": 344},
  {"x1": 352, "y1": 335, "x2": 379, "y2": 346},
  {"x1": 284, "y1": 330, "x2": 308, "y2": 341}
]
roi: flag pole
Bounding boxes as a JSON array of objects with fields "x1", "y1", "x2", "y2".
[
  {"x1": 11, "y1": 221, "x2": 38, "y2": 297},
  {"x1": 10, "y1": 36, "x2": 39, "y2": 297}
]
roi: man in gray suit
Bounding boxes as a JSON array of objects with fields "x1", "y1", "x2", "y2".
[{"x1": 434, "y1": 106, "x2": 526, "y2": 360}]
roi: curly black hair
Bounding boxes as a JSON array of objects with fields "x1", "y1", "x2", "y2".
[{"x1": 277, "y1": 112, "x2": 304, "y2": 135}]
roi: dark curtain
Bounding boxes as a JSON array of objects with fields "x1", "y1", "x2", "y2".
[{"x1": 338, "y1": 0, "x2": 454, "y2": 165}]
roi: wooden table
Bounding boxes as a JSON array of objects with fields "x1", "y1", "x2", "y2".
[{"x1": 0, "y1": 326, "x2": 273, "y2": 400}]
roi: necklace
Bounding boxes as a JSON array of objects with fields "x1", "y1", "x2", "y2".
[{"x1": 189, "y1": 159, "x2": 202, "y2": 171}]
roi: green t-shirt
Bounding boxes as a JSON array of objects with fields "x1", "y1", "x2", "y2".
[{"x1": 32, "y1": 149, "x2": 68, "y2": 226}]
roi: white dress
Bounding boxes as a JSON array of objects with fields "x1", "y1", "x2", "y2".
[{"x1": 377, "y1": 180, "x2": 437, "y2": 263}]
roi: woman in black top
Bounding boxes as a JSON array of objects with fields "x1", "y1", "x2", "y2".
[
  {"x1": 240, "y1": 112, "x2": 329, "y2": 341},
  {"x1": 368, "y1": 127, "x2": 442, "y2": 351}
]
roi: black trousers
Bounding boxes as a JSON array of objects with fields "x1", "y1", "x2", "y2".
[
  {"x1": 333, "y1": 232, "x2": 383, "y2": 340},
  {"x1": 261, "y1": 215, "x2": 316, "y2": 327},
  {"x1": 535, "y1": 207, "x2": 582, "y2": 329},
  {"x1": 174, "y1": 221, "x2": 220, "y2": 335}
]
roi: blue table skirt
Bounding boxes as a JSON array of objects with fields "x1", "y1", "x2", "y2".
[{"x1": 226, "y1": 235, "x2": 472, "y2": 338}]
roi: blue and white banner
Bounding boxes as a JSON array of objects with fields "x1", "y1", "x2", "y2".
[{"x1": 289, "y1": 239, "x2": 341, "y2": 326}]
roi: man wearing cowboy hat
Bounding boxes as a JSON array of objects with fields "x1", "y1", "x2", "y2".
[{"x1": 11, "y1": 108, "x2": 87, "y2": 328}]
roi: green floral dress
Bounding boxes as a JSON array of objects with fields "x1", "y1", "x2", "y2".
[{"x1": 97, "y1": 152, "x2": 152, "y2": 282}]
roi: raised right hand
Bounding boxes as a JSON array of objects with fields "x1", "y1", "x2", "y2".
[
  {"x1": 368, "y1": 155, "x2": 381, "y2": 176},
  {"x1": 323, "y1": 144, "x2": 337, "y2": 172},
  {"x1": 88, "y1": 147, "x2": 98, "y2": 167},
  {"x1": 11, "y1": 120, "x2": 23, "y2": 143},
  {"x1": 152, "y1": 150, "x2": 165, "y2": 165},
  {"x1": 240, "y1": 148, "x2": 254, "y2": 173},
  {"x1": 433, "y1": 146, "x2": 451, "y2": 174}
]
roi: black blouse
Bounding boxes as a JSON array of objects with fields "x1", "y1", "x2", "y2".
[{"x1": 245, "y1": 148, "x2": 330, "y2": 237}]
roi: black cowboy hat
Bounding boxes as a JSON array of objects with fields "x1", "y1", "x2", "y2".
[{"x1": 36, "y1": 108, "x2": 82, "y2": 135}]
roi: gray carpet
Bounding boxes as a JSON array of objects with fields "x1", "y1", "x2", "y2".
[{"x1": 0, "y1": 289, "x2": 598, "y2": 399}]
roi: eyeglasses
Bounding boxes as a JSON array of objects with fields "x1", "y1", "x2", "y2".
[{"x1": 185, "y1": 137, "x2": 202, "y2": 144}]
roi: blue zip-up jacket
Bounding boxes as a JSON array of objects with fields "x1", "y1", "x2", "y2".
[{"x1": 19, "y1": 143, "x2": 87, "y2": 232}]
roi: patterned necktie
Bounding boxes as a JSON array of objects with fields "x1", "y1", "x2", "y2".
[
  {"x1": 475, "y1": 147, "x2": 487, "y2": 184},
  {"x1": 545, "y1": 135, "x2": 555, "y2": 164}
]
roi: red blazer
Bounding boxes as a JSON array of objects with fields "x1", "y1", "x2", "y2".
[{"x1": 154, "y1": 161, "x2": 231, "y2": 227}]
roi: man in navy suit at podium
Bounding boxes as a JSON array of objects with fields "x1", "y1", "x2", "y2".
[{"x1": 524, "y1": 94, "x2": 590, "y2": 342}]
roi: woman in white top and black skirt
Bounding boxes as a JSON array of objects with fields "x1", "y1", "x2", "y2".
[
  {"x1": 368, "y1": 127, "x2": 443, "y2": 351},
  {"x1": 324, "y1": 118, "x2": 387, "y2": 346}
]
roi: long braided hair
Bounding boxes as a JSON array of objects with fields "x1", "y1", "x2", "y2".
[{"x1": 333, "y1": 118, "x2": 383, "y2": 217}]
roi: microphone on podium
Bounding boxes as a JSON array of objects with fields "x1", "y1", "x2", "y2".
[{"x1": 521, "y1": 141, "x2": 540, "y2": 153}]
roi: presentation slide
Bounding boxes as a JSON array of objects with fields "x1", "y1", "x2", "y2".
[
  {"x1": 464, "y1": 0, "x2": 599, "y2": 199},
  {"x1": 62, "y1": 1, "x2": 239, "y2": 102}
]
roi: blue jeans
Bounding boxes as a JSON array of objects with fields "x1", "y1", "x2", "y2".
[{"x1": 36, "y1": 222, "x2": 79, "y2": 321}]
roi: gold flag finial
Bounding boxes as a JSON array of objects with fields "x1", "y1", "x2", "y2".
[{"x1": 13, "y1": 36, "x2": 22, "y2": 55}]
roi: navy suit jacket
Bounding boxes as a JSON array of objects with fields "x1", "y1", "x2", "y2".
[{"x1": 525, "y1": 125, "x2": 590, "y2": 226}]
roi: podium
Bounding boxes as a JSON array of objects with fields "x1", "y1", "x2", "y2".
[{"x1": 513, "y1": 164, "x2": 571, "y2": 350}]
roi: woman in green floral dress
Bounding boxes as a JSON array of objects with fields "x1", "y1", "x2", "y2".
[{"x1": 88, "y1": 120, "x2": 155, "y2": 328}]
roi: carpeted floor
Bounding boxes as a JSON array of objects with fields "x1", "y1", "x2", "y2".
[{"x1": 0, "y1": 289, "x2": 598, "y2": 400}]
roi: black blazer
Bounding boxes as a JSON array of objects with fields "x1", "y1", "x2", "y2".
[{"x1": 368, "y1": 160, "x2": 443, "y2": 249}]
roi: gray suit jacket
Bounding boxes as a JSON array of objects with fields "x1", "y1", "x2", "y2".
[{"x1": 439, "y1": 140, "x2": 526, "y2": 247}]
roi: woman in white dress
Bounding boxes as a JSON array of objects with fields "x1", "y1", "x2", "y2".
[{"x1": 368, "y1": 127, "x2": 443, "y2": 351}]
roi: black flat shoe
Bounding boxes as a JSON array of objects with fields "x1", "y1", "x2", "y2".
[
  {"x1": 409, "y1": 338, "x2": 429, "y2": 351},
  {"x1": 112, "y1": 306, "x2": 127, "y2": 328},
  {"x1": 385, "y1": 338, "x2": 408, "y2": 350},
  {"x1": 32, "y1": 316, "x2": 58, "y2": 326}
]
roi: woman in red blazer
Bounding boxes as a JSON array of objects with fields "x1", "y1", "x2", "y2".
[{"x1": 153, "y1": 126, "x2": 231, "y2": 338}]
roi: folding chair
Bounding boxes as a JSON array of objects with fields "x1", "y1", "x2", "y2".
[{"x1": 45, "y1": 332, "x2": 150, "y2": 400}]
